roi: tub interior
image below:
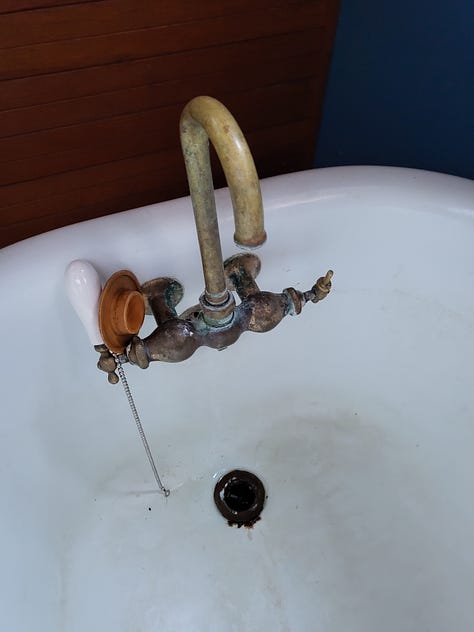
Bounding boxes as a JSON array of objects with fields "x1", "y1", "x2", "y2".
[{"x1": 1, "y1": 167, "x2": 474, "y2": 631}]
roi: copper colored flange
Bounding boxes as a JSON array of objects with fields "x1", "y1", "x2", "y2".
[{"x1": 98, "y1": 270, "x2": 145, "y2": 354}]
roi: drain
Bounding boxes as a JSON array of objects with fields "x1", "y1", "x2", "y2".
[{"x1": 214, "y1": 470, "x2": 266, "y2": 528}]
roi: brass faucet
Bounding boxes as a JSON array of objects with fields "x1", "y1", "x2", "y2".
[
  {"x1": 96, "y1": 96, "x2": 332, "y2": 382},
  {"x1": 180, "y1": 96, "x2": 266, "y2": 326}
]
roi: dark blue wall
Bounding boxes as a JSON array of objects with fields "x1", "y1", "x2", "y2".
[{"x1": 315, "y1": 0, "x2": 474, "y2": 178}]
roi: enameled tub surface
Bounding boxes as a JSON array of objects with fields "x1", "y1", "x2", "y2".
[{"x1": 1, "y1": 167, "x2": 474, "y2": 631}]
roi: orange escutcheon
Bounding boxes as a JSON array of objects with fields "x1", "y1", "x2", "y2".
[{"x1": 98, "y1": 270, "x2": 145, "y2": 354}]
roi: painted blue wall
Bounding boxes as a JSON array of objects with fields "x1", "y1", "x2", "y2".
[{"x1": 315, "y1": 0, "x2": 474, "y2": 178}]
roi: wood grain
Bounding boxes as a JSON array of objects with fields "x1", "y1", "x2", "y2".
[
  {"x1": 0, "y1": 0, "x2": 322, "y2": 46},
  {"x1": 0, "y1": 29, "x2": 321, "y2": 110},
  {"x1": 0, "y1": 5, "x2": 328, "y2": 80},
  {"x1": 0, "y1": 0, "x2": 340, "y2": 247}
]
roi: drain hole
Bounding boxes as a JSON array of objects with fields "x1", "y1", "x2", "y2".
[
  {"x1": 224, "y1": 481, "x2": 255, "y2": 512},
  {"x1": 214, "y1": 470, "x2": 266, "y2": 528}
]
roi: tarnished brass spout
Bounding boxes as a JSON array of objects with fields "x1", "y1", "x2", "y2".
[{"x1": 180, "y1": 96, "x2": 266, "y2": 323}]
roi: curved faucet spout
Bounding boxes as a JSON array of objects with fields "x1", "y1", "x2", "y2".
[{"x1": 180, "y1": 96, "x2": 266, "y2": 324}]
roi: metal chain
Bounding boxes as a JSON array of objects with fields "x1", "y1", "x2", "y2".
[{"x1": 113, "y1": 354, "x2": 170, "y2": 497}]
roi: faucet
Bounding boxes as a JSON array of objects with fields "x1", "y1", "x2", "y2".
[
  {"x1": 180, "y1": 95, "x2": 266, "y2": 327},
  {"x1": 94, "y1": 96, "x2": 333, "y2": 382}
]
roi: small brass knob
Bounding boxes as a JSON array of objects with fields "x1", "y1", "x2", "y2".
[{"x1": 312, "y1": 270, "x2": 333, "y2": 302}]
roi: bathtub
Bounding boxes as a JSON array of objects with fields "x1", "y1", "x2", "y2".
[{"x1": 1, "y1": 166, "x2": 474, "y2": 631}]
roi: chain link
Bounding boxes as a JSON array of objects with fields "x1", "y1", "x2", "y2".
[{"x1": 113, "y1": 354, "x2": 170, "y2": 497}]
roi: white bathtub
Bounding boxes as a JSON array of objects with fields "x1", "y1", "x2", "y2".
[{"x1": 1, "y1": 166, "x2": 474, "y2": 631}]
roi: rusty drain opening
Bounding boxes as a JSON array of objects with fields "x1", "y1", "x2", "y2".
[{"x1": 214, "y1": 470, "x2": 266, "y2": 528}]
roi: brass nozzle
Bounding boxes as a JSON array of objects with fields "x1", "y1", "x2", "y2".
[{"x1": 303, "y1": 270, "x2": 333, "y2": 304}]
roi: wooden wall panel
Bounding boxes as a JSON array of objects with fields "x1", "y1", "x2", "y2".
[
  {"x1": 0, "y1": 0, "x2": 340, "y2": 247},
  {"x1": 0, "y1": 0, "x2": 325, "y2": 46}
]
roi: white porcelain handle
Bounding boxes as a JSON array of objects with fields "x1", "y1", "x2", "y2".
[{"x1": 65, "y1": 260, "x2": 103, "y2": 345}]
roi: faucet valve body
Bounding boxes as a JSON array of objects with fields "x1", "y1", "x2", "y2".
[{"x1": 96, "y1": 255, "x2": 333, "y2": 378}]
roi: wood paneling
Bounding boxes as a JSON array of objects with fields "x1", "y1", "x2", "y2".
[
  {"x1": 0, "y1": 0, "x2": 322, "y2": 46},
  {"x1": 0, "y1": 5, "x2": 328, "y2": 80},
  {"x1": 1, "y1": 0, "x2": 340, "y2": 247},
  {"x1": 0, "y1": 1, "x2": 92, "y2": 13},
  {"x1": 0, "y1": 29, "x2": 319, "y2": 110}
]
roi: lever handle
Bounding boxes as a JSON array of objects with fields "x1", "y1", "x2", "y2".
[{"x1": 64, "y1": 259, "x2": 103, "y2": 345}]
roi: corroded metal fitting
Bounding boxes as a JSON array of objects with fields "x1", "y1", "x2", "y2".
[
  {"x1": 127, "y1": 336, "x2": 150, "y2": 369},
  {"x1": 283, "y1": 287, "x2": 304, "y2": 315},
  {"x1": 199, "y1": 290, "x2": 236, "y2": 328},
  {"x1": 95, "y1": 343, "x2": 122, "y2": 384},
  {"x1": 309, "y1": 270, "x2": 333, "y2": 303}
]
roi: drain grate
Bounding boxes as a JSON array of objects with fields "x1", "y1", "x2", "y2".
[{"x1": 214, "y1": 470, "x2": 266, "y2": 528}]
